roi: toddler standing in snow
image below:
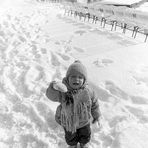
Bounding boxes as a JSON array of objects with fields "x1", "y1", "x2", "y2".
[{"x1": 46, "y1": 60, "x2": 101, "y2": 148}]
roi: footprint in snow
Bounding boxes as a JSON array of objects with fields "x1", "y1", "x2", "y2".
[
  {"x1": 93, "y1": 58, "x2": 113, "y2": 67},
  {"x1": 130, "y1": 95, "x2": 148, "y2": 105},
  {"x1": 54, "y1": 41, "x2": 60, "y2": 45},
  {"x1": 73, "y1": 47, "x2": 84, "y2": 53},
  {"x1": 118, "y1": 39, "x2": 137, "y2": 46},
  {"x1": 79, "y1": 25, "x2": 92, "y2": 30},
  {"x1": 125, "y1": 105, "x2": 148, "y2": 124},
  {"x1": 57, "y1": 53, "x2": 70, "y2": 61},
  {"x1": 105, "y1": 80, "x2": 129, "y2": 100},
  {"x1": 50, "y1": 51, "x2": 61, "y2": 67},
  {"x1": 74, "y1": 30, "x2": 86, "y2": 36},
  {"x1": 132, "y1": 75, "x2": 148, "y2": 87}
]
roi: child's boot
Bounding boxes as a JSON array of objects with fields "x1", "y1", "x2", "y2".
[{"x1": 80, "y1": 143, "x2": 89, "y2": 148}]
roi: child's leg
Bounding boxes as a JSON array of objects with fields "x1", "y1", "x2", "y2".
[
  {"x1": 77, "y1": 124, "x2": 91, "y2": 145},
  {"x1": 64, "y1": 129, "x2": 78, "y2": 146}
]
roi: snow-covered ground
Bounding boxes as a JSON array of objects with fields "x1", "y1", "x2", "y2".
[
  {"x1": 136, "y1": 2, "x2": 148, "y2": 12},
  {"x1": 0, "y1": 0, "x2": 148, "y2": 148},
  {"x1": 93, "y1": 0, "x2": 141, "y2": 5}
]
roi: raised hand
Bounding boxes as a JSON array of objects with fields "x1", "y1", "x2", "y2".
[{"x1": 52, "y1": 81, "x2": 68, "y2": 93}]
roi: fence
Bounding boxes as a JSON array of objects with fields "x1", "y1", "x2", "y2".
[{"x1": 37, "y1": 0, "x2": 148, "y2": 42}]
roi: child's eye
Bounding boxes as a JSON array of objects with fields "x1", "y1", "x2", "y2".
[
  {"x1": 70, "y1": 75, "x2": 83, "y2": 79},
  {"x1": 71, "y1": 76, "x2": 76, "y2": 79}
]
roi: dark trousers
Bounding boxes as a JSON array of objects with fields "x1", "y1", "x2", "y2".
[{"x1": 64, "y1": 124, "x2": 91, "y2": 146}]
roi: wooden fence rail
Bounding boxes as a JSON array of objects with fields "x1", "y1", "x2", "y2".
[{"x1": 37, "y1": 0, "x2": 148, "y2": 42}]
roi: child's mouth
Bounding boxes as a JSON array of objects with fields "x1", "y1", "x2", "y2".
[{"x1": 73, "y1": 83, "x2": 79, "y2": 85}]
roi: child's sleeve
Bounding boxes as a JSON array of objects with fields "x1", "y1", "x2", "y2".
[
  {"x1": 91, "y1": 90, "x2": 101, "y2": 121},
  {"x1": 46, "y1": 81, "x2": 62, "y2": 102}
]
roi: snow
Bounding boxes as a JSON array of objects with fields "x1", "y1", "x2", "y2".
[
  {"x1": 96, "y1": 0, "x2": 141, "y2": 5},
  {"x1": 0, "y1": 0, "x2": 148, "y2": 148},
  {"x1": 136, "y1": 2, "x2": 148, "y2": 12}
]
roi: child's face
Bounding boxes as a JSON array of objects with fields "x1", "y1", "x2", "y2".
[{"x1": 68, "y1": 73, "x2": 85, "y2": 90}]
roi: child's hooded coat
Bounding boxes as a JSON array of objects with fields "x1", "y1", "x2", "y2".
[{"x1": 46, "y1": 61, "x2": 100, "y2": 133}]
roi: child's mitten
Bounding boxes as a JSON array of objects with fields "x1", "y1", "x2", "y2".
[{"x1": 53, "y1": 81, "x2": 67, "y2": 92}]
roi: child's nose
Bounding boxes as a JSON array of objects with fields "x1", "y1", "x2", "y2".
[{"x1": 74, "y1": 77, "x2": 79, "y2": 81}]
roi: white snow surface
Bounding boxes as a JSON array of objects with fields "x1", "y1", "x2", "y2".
[
  {"x1": 95, "y1": 0, "x2": 141, "y2": 5},
  {"x1": 136, "y1": 2, "x2": 148, "y2": 12},
  {"x1": 0, "y1": 0, "x2": 148, "y2": 148}
]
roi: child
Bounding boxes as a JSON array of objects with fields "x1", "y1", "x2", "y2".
[{"x1": 46, "y1": 60, "x2": 101, "y2": 148}]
